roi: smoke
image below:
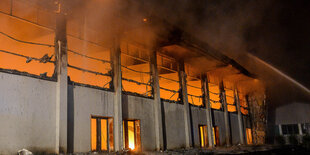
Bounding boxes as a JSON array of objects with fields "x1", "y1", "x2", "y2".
[{"x1": 41, "y1": 0, "x2": 310, "y2": 100}]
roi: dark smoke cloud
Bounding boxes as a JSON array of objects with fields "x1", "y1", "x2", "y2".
[{"x1": 61, "y1": 0, "x2": 309, "y2": 100}]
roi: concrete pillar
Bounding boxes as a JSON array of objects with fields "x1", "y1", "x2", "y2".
[
  {"x1": 150, "y1": 50, "x2": 163, "y2": 150},
  {"x1": 178, "y1": 60, "x2": 192, "y2": 148},
  {"x1": 279, "y1": 124, "x2": 283, "y2": 135},
  {"x1": 298, "y1": 123, "x2": 303, "y2": 135},
  {"x1": 235, "y1": 89, "x2": 245, "y2": 145},
  {"x1": 55, "y1": 10, "x2": 67, "y2": 154},
  {"x1": 202, "y1": 75, "x2": 214, "y2": 148},
  {"x1": 220, "y1": 81, "x2": 231, "y2": 147},
  {"x1": 112, "y1": 37, "x2": 123, "y2": 151}
]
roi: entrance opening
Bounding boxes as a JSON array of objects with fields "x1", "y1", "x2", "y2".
[
  {"x1": 213, "y1": 126, "x2": 220, "y2": 146},
  {"x1": 123, "y1": 120, "x2": 141, "y2": 151},
  {"x1": 199, "y1": 125, "x2": 208, "y2": 147},
  {"x1": 246, "y1": 128, "x2": 253, "y2": 144},
  {"x1": 91, "y1": 117, "x2": 113, "y2": 152}
]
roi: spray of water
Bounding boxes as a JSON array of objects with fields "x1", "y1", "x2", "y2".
[{"x1": 248, "y1": 53, "x2": 310, "y2": 94}]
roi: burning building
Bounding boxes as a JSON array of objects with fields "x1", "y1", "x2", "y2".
[{"x1": 0, "y1": 0, "x2": 269, "y2": 154}]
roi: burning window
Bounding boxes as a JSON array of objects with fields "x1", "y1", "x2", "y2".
[
  {"x1": 207, "y1": 74, "x2": 222, "y2": 109},
  {"x1": 120, "y1": 41, "x2": 152, "y2": 97},
  {"x1": 185, "y1": 64, "x2": 203, "y2": 106},
  {"x1": 225, "y1": 89, "x2": 236, "y2": 112},
  {"x1": 199, "y1": 125, "x2": 208, "y2": 147},
  {"x1": 66, "y1": 8, "x2": 112, "y2": 89},
  {"x1": 239, "y1": 93, "x2": 249, "y2": 115},
  {"x1": 0, "y1": 0, "x2": 55, "y2": 77},
  {"x1": 123, "y1": 120, "x2": 141, "y2": 151},
  {"x1": 246, "y1": 128, "x2": 253, "y2": 144},
  {"x1": 224, "y1": 81, "x2": 236, "y2": 112},
  {"x1": 213, "y1": 126, "x2": 220, "y2": 146},
  {"x1": 157, "y1": 54, "x2": 180, "y2": 102},
  {"x1": 91, "y1": 117, "x2": 114, "y2": 152},
  {"x1": 67, "y1": 36, "x2": 112, "y2": 88}
]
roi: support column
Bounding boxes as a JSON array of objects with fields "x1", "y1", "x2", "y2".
[
  {"x1": 112, "y1": 37, "x2": 123, "y2": 151},
  {"x1": 178, "y1": 60, "x2": 192, "y2": 148},
  {"x1": 279, "y1": 124, "x2": 283, "y2": 135},
  {"x1": 235, "y1": 89, "x2": 245, "y2": 145},
  {"x1": 298, "y1": 123, "x2": 303, "y2": 135},
  {"x1": 55, "y1": 9, "x2": 67, "y2": 154},
  {"x1": 220, "y1": 81, "x2": 231, "y2": 147},
  {"x1": 202, "y1": 75, "x2": 214, "y2": 148},
  {"x1": 150, "y1": 50, "x2": 163, "y2": 150}
]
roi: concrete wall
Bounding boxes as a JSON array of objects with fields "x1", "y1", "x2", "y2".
[
  {"x1": 68, "y1": 85, "x2": 114, "y2": 153},
  {"x1": 162, "y1": 102, "x2": 186, "y2": 149},
  {"x1": 190, "y1": 106, "x2": 208, "y2": 147},
  {"x1": 0, "y1": 72, "x2": 56, "y2": 154},
  {"x1": 213, "y1": 110, "x2": 226, "y2": 146},
  {"x1": 275, "y1": 102, "x2": 310, "y2": 125},
  {"x1": 122, "y1": 95, "x2": 156, "y2": 151},
  {"x1": 229, "y1": 113, "x2": 240, "y2": 145}
]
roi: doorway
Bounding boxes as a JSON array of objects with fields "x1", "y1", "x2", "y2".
[
  {"x1": 199, "y1": 125, "x2": 208, "y2": 147},
  {"x1": 123, "y1": 120, "x2": 141, "y2": 151},
  {"x1": 91, "y1": 116, "x2": 114, "y2": 152},
  {"x1": 213, "y1": 126, "x2": 220, "y2": 146},
  {"x1": 246, "y1": 128, "x2": 253, "y2": 144}
]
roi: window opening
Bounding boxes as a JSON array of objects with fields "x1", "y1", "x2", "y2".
[
  {"x1": 185, "y1": 64, "x2": 203, "y2": 106},
  {"x1": 120, "y1": 41, "x2": 152, "y2": 97},
  {"x1": 157, "y1": 53, "x2": 180, "y2": 102},
  {"x1": 91, "y1": 117, "x2": 113, "y2": 152},
  {"x1": 246, "y1": 128, "x2": 253, "y2": 144},
  {"x1": 281, "y1": 124, "x2": 299, "y2": 135},
  {"x1": 239, "y1": 92, "x2": 249, "y2": 115},
  {"x1": 67, "y1": 37, "x2": 112, "y2": 89},
  {"x1": 199, "y1": 125, "x2": 208, "y2": 147},
  {"x1": 123, "y1": 120, "x2": 141, "y2": 151},
  {"x1": 213, "y1": 126, "x2": 220, "y2": 146},
  {"x1": 0, "y1": 1, "x2": 56, "y2": 78}
]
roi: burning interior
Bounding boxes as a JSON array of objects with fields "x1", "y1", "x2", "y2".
[{"x1": 0, "y1": 0, "x2": 267, "y2": 154}]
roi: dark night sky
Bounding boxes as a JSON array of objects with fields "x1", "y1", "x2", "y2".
[
  {"x1": 139, "y1": 0, "x2": 310, "y2": 89},
  {"x1": 246, "y1": 0, "x2": 310, "y2": 89}
]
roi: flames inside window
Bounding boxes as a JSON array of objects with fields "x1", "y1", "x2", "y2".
[
  {"x1": 120, "y1": 41, "x2": 152, "y2": 97},
  {"x1": 157, "y1": 54, "x2": 180, "y2": 102},
  {"x1": 224, "y1": 81, "x2": 236, "y2": 112},
  {"x1": 185, "y1": 64, "x2": 203, "y2": 106},
  {"x1": 0, "y1": 0, "x2": 55, "y2": 77}
]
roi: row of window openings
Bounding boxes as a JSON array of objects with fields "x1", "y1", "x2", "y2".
[
  {"x1": 90, "y1": 117, "x2": 141, "y2": 152},
  {"x1": 279, "y1": 123, "x2": 310, "y2": 135},
  {"x1": 199, "y1": 125, "x2": 253, "y2": 147},
  {"x1": 90, "y1": 117, "x2": 254, "y2": 152}
]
